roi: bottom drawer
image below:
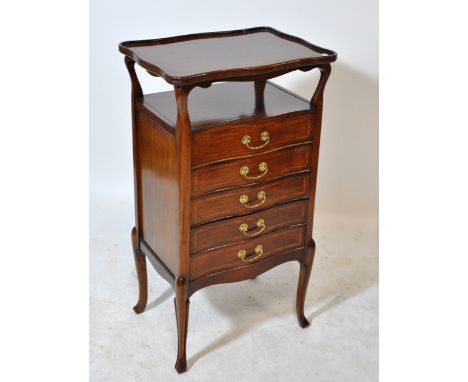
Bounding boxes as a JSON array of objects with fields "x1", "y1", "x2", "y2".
[{"x1": 189, "y1": 225, "x2": 306, "y2": 280}]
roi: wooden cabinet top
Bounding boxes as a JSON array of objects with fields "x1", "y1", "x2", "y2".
[{"x1": 119, "y1": 26, "x2": 337, "y2": 85}]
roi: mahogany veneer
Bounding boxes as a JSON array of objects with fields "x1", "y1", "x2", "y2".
[
  {"x1": 119, "y1": 26, "x2": 336, "y2": 373},
  {"x1": 190, "y1": 172, "x2": 310, "y2": 226},
  {"x1": 191, "y1": 199, "x2": 308, "y2": 253},
  {"x1": 190, "y1": 225, "x2": 307, "y2": 280}
]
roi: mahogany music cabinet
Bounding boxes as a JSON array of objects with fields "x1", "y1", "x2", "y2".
[{"x1": 119, "y1": 27, "x2": 336, "y2": 373}]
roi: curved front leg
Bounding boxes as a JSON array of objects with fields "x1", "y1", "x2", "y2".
[
  {"x1": 174, "y1": 277, "x2": 189, "y2": 373},
  {"x1": 131, "y1": 227, "x2": 148, "y2": 314},
  {"x1": 296, "y1": 64, "x2": 332, "y2": 327},
  {"x1": 296, "y1": 239, "x2": 316, "y2": 328},
  {"x1": 173, "y1": 86, "x2": 193, "y2": 373}
]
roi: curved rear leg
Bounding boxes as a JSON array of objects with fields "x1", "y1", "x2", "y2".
[
  {"x1": 296, "y1": 240, "x2": 316, "y2": 328},
  {"x1": 131, "y1": 227, "x2": 148, "y2": 314}
]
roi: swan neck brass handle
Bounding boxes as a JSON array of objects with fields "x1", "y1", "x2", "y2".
[
  {"x1": 237, "y1": 245, "x2": 264, "y2": 263},
  {"x1": 241, "y1": 131, "x2": 270, "y2": 150},
  {"x1": 239, "y1": 219, "x2": 266, "y2": 237},
  {"x1": 240, "y1": 162, "x2": 268, "y2": 180},
  {"x1": 239, "y1": 191, "x2": 266, "y2": 209}
]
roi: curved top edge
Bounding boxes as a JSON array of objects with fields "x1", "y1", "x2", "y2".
[{"x1": 119, "y1": 26, "x2": 337, "y2": 86}]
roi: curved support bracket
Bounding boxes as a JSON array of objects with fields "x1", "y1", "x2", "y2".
[
  {"x1": 124, "y1": 56, "x2": 143, "y2": 100},
  {"x1": 310, "y1": 64, "x2": 331, "y2": 109},
  {"x1": 174, "y1": 86, "x2": 194, "y2": 107}
]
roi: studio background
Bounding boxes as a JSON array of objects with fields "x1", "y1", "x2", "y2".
[{"x1": 90, "y1": 1, "x2": 378, "y2": 381}]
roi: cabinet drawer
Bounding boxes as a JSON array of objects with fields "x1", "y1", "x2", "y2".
[
  {"x1": 191, "y1": 199, "x2": 308, "y2": 253},
  {"x1": 190, "y1": 225, "x2": 306, "y2": 280},
  {"x1": 191, "y1": 173, "x2": 309, "y2": 226},
  {"x1": 192, "y1": 114, "x2": 313, "y2": 167},
  {"x1": 192, "y1": 143, "x2": 311, "y2": 197}
]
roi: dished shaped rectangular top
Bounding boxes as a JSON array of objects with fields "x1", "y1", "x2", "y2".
[{"x1": 119, "y1": 27, "x2": 337, "y2": 85}]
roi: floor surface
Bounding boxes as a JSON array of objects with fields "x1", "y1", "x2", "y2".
[{"x1": 90, "y1": 191, "x2": 378, "y2": 381}]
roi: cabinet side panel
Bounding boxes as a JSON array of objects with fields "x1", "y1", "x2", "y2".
[{"x1": 137, "y1": 111, "x2": 179, "y2": 275}]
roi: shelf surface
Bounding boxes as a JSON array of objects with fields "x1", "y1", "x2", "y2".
[
  {"x1": 140, "y1": 81, "x2": 310, "y2": 130},
  {"x1": 120, "y1": 27, "x2": 336, "y2": 85}
]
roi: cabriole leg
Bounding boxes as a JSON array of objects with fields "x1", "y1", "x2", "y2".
[
  {"x1": 296, "y1": 240, "x2": 316, "y2": 328},
  {"x1": 131, "y1": 226, "x2": 148, "y2": 314},
  {"x1": 174, "y1": 277, "x2": 190, "y2": 373}
]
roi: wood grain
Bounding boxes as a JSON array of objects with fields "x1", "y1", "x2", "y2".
[
  {"x1": 188, "y1": 248, "x2": 304, "y2": 297},
  {"x1": 137, "y1": 111, "x2": 179, "y2": 275},
  {"x1": 191, "y1": 199, "x2": 308, "y2": 253},
  {"x1": 119, "y1": 26, "x2": 337, "y2": 85},
  {"x1": 120, "y1": 28, "x2": 335, "y2": 373},
  {"x1": 192, "y1": 113, "x2": 313, "y2": 166},
  {"x1": 191, "y1": 173, "x2": 309, "y2": 226},
  {"x1": 142, "y1": 81, "x2": 310, "y2": 131},
  {"x1": 192, "y1": 143, "x2": 312, "y2": 196},
  {"x1": 190, "y1": 225, "x2": 306, "y2": 280}
]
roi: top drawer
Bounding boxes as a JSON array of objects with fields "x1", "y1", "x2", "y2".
[{"x1": 192, "y1": 113, "x2": 313, "y2": 167}]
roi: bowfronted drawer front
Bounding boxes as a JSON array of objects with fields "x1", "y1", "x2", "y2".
[
  {"x1": 192, "y1": 114, "x2": 313, "y2": 167},
  {"x1": 191, "y1": 199, "x2": 308, "y2": 254},
  {"x1": 192, "y1": 144, "x2": 311, "y2": 197},
  {"x1": 191, "y1": 173, "x2": 309, "y2": 226},
  {"x1": 190, "y1": 225, "x2": 306, "y2": 281}
]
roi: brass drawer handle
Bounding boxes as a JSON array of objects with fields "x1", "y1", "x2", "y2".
[
  {"x1": 237, "y1": 245, "x2": 264, "y2": 263},
  {"x1": 239, "y1": 191, "x2": 266, "y2": 209},
  {"x1": 239, "y1": 219, "x2": 266, "y2": 237},
  {"x1": 242, "y1": 131, "x2": 270, "y2": 150},
  {"x1": 240, "y1": 162, "x2": 268, "y2": 180}
]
